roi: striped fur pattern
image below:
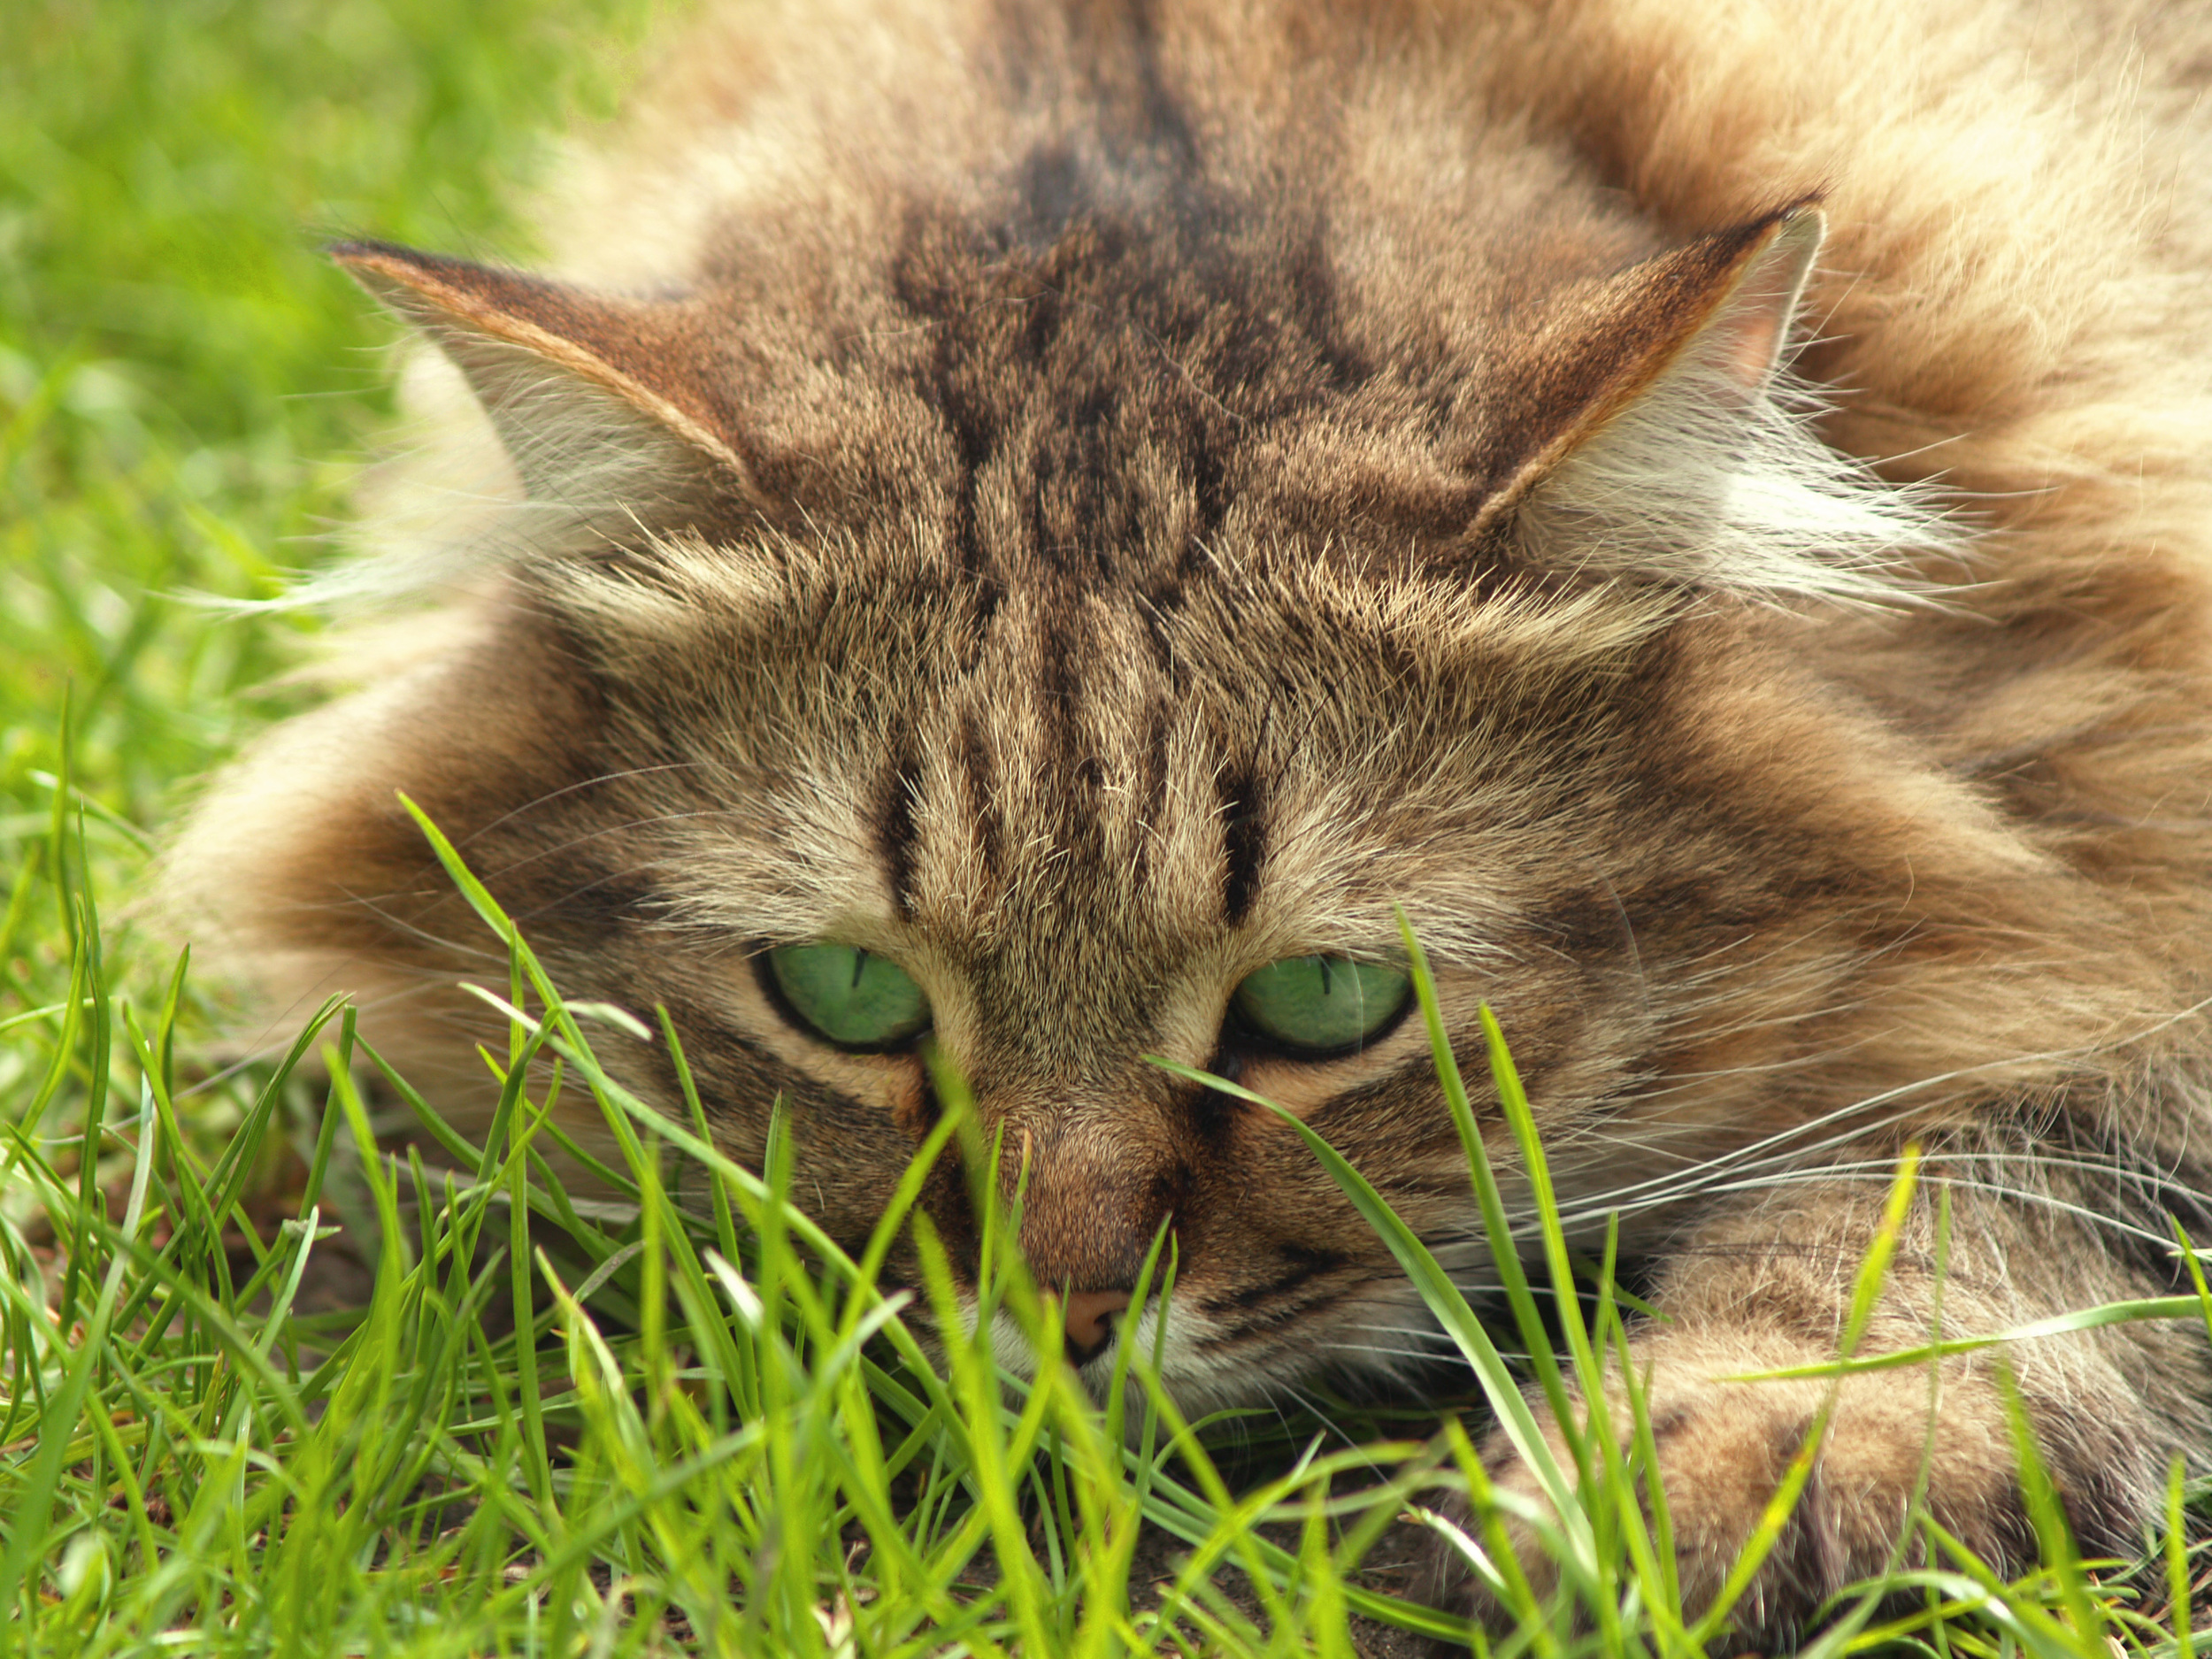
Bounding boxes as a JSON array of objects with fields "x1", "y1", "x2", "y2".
[{"x1": 161, "y1": 0, "x2": 2212, "y2": 1640}]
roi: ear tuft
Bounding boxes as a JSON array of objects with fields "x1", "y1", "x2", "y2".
[
  {"x1": 1504, "y1": 206, "x2": 1955, "y2": 605},
  {"x1": 284, "y1": 242, "x2": 774, "y2": 611},
  {"x1": 331, "y1": 241, "x2": 760, "y2": 508}
]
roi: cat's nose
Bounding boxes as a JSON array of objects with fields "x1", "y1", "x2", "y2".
[{"x1": 1056, "y1": 1287, "x2": 1132, "y2": 1366}]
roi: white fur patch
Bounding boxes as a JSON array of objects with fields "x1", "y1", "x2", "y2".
[
  {"x1": 1519, "y1": 340, "x2": 1964, "y2": 607},
  {"x1": 252, "y1": 339, "x2": 717, "y2": 614}
]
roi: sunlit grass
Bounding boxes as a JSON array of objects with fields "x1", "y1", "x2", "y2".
[
  {"x1": 10, "y1": 785, "x2": 2209, "y2": 1654},
  {"x1": 0, "y1": 780, "x2": 1466, "y2": 1654}
]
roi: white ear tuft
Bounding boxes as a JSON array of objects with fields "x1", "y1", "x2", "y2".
[
  {"x1": 273, "y1": 242, "x2": 762, "y2": 612},
  {"x1": 1521, "y1": 209, "x2": 1959, "y2": 606}
]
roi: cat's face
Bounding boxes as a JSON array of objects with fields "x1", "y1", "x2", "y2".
[
  {"x1": 488, "y1": 523, "x2": 1667, "y2": 1407},
  {"x1": 166, "y1": 106, "x2": 2059, "y2": 1411},
  {"x1": 290, "y1": 518, "x2": 1701, "y2": 1407}
]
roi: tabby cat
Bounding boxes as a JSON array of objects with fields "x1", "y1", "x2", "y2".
[{"x1": 163, "y1": 0, "x2": 2212, "y2": 1640}]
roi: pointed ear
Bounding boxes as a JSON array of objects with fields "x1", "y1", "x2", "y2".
[
  {"x1": 1694, "y1": 207, "x2": 1821, "y2": 393},
  {"x1": 1474, "y1": 205, "x2": 1823, "y2": 527},
  {"x1": 1482, "y1": 205, "x2": 1943, "y2": 603},
  {"x1": 332, "y1": 241, "x2": 760, "y2": 509}
]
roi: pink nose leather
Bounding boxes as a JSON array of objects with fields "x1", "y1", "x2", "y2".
[{"x1": 1057, "y1": 1288, "x2": 1133, "y2": 1359}]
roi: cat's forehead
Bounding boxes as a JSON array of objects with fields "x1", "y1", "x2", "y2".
[
  {"x1": 600, "y1": 528, "x2": 1647, "y2": 1008},
  {"x1": 695, "y1": 142, "x2": 1656, "y2": 595}
]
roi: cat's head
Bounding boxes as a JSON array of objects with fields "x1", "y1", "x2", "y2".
[{"x1": 168, "y1": 127, "x2": 2101, "y2": 1409}]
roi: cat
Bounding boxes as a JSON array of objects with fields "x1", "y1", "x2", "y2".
[{"x1": 160, "y1": 0, "x2": 2212, "y2": 1641}]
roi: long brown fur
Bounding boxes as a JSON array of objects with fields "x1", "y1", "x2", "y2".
[{"x1": 162, "y1": 0, "x2": 2212, "y2": 1641}]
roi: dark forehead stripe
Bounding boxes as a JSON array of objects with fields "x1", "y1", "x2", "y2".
[
  {"x1": 886, "y1": 213, "x2": 1001, "y2": 658},
  {"x1": 882, "y1": 142, "x2": 1379, "y2": 611},
  {"x1": 1216, "y1": 760, "x2": 1266, "y2": 926},
  {"x1": 877, "y1": 729, "x2": 923, "y2": 923}
]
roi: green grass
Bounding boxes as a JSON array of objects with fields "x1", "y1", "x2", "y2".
[{"x1": 5, "y1": 2, "x2": 2212, "y2": 1654}]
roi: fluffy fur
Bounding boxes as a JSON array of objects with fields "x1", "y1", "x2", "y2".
[{"x1": 163, "y1": 0, "x2": 2212, "y2": 1641}]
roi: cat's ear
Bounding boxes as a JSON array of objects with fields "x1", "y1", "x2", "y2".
[
  {"x1": 1645, "y1": 204, "x2": 1820, "y2": 399},
  {"x1": 1485, "y1": 204, "x2": 1941, "y2": 603},
  {"x1": 332, "y1": 240, "x2": 758, "y2": 511}
]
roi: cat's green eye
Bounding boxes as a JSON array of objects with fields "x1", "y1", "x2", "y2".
[
  {"x1": 766, "y1": 944, "x2": 932, "y2": 1049},
  {"x1": 1230, "y1": 956, "x2": 1411, "y2": 1056}
]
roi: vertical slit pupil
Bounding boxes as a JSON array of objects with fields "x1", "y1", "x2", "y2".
[{"x1": 850, "y1": 949, "x2": 868, "y2": 990}]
